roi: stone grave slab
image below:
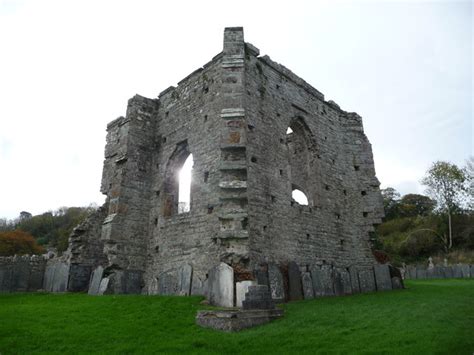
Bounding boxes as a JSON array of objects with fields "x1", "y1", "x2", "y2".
[
  {"x1": 88, "y1": 266, "x2": 104, "y2": 295},
  {"x1": 348, "y1": 266, "x2": 360, "y2": 294},
  {"x1": 288, "y1": 261, "x2": 303, "y2": 301},
  {"x1": 208, "y1": 263, "x2": 234, "y2": 308},
  {"x1": 268, "y1": 263, "x2": 285, "y2": 302},
  {"x1": 334, "y1": 268, "x2": 352, "y2": 296},
  {"x1": 236, "y1": 280, "x2": 257, "y2": 307},
  {"x1": 301, "y1": 272, "x2": 314, "y2": 299},
  {"x1": 68, "y1": 264, "x2": 92, "y2": 292},
  {"x1": 358, "y1": 268, "x2": 376, "y2": 293},
  {"x1": 98, "y1": 277, "x2": 110, "y2": 295},
  {"x1": 0, "y1": 266, "x2": 13, "y2": 292},
  {"x1": 178, "y1": 264, "x2": 193, "y2": 295},
  {"x1": 11, "y1": 259, "x2": 30, "y2": 292},
  {"x1": 43, "y1": 263, "x2": 57, "y2": 292},
  {"x1": 52, "y1": 262, "x2": 70, "y2": 292},
  {"x1": 374, "y1": 264, "x2": 392, "y2": 291},
  {"x1": 191, "y1": 274, "x2": 205, "y2": 296},
  {"x1": 460, "y1": 264, "x2": 470, "y2": 278},
  {"x1": 158, "y1": 269, "x2": 178, "y2": 295}
]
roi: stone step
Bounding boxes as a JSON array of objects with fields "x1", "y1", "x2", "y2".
[{"x1": 218, "y1": 161, "x2": 247, "y2": 171}]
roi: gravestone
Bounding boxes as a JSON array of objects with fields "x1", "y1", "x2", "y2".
[
  {"x1": 43, "y1": 263, "x2": 56, "y2": 292},
  {"x1": 416, "y1": 268, "x2": 427, "y2": 279},
  {"x1": 0, "y1": 266, "x2": 13, "y2": 292},
  {"x1": 268, "y1": 263, "x2": 285, "y2": 302},
  {"x1": 288, "y1": 261, "x2": 303, "y2": 301},
  {"x1": 148, "y1": 277, "x2": 159, "y2": 295},
  {"x1": 208, "y1": 263, "x2": 234, "y2": 308},
  {"x1": 88, "y1": 266, "x2": 104, "y2": 295},
  {"x1": 255, "y1": 265, "x2": 269, "y2": 287},
  {"x1": 311, "y1": 265, "x2": 334, "y2": 297},
  {"x1": 391, "y1": 277, "x2": 403, "y2": 289},
  {"x1": 301, "y1": 272, "x2": 314, "y2": 299},
  {"x1": 52, "y1": 262, "x2": 70, "y2": 292},
  {"x1": 158, "y1": 269, "x2": 178, "y2": 295},
  {"x1": 11, "y1": 259, "x2": 30, "y2": 291},
  {"x1": 443, "y1": 266, "x2": 454, "y2": 278},
  {"x1": 122, "y1": 270, "x2": 143, "y2": 294},
  {"x1": 471, "y1": 265, "x2": 474, "y2": 278},
  {"x1": 28, "y1": 262, "x2": 45, "y2": 291},
  {"x1": 178, "y1": 264, "x2": 193, "y2": 295},
  {"x1": 460, "y1": 264, "x2": 470, "y2": 278},
  {"x1": 242, "y1": 285, "x2": 275, "y2": 310},
  {"x1": 358, "y1": 268, "x2": 376, "y2": 293},
  {"x1": 433, "y1": 265, "x2": 444, "y2": 279},
  {"x1": 348, "y1": 266, "x2": 360, "y2": 294},
  {"x1": 98, "y1": 277, "x2": 110, "y2": 295},
  {"x1": 68, "y1": 264, "x2": 92, "y2": 292},
  {"x1": 374, "y1": 264, "x2": 392, "y2": 291},
  {"x1": 191, "y1": 274, "x2": 205, "y2": 295},
  {"x1": 333, "y1": 268, "x2": 352, "y2": 296},
  {"x1": 236, "y1": 280, "x2": 257, "y2": 307},
  {"x1": 453, "y1": 264, "x2": 463, "y2": 278}
]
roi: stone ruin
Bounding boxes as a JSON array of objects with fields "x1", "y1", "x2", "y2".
[{"x1": 2, "y1": 27, "x2": 405, "y2": 306}]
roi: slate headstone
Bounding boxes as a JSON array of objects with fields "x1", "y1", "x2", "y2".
[
  {"x1": 148, "y1": 277, "x2": 159, "y2": 295},
  {"x1": 334, "y1": 268, "x2": 352, "y2": 296},
  {"x1": 68, "y1": 264, "x2": 92, "y2": 292},
  {"x1": 43, "y1": 263, "x2": 56, "y2": 292},
  {"x1": 178, "y1": 264, "x2": 193, "y2": 295},
  {"x1": 311, "y1": 265, "x2": 334, "y2": 297},
  {"x1": 301, "y1": 272, "x2": 314, "y2": 299},
  {"x1": 348, "y1": 266, "x2": 360, "y2": 294},
  {"x1": 268, "y1": 263, "x2": 285, "y2": 302},
  {"x1": 88, "y1": 266, "x2": 104, "y2": 295},
  {"x1": 374, "y1": 264, "x2": 392, "y2": 291},
  {"x1": 11, "y1": 259, "x2": 30, "y2": 291},
  {"x1": 288, "y1": 261, "x2": 303, "y2": 301},
  {"x1": 0, "y1": 266, "x2": 13, "y2": 293},
  {"x1": 461, "y1": 264, "x2": 470, "y2": 278},
  {"x1": 98, "y1": 277, "x2": 110, "y2": 295},
  {"x1": 122, "y1": 270, "x2": 143, "y2": 294},
  {"x1": 358, "y1": 268, "x2": 376, "y2": 293},
  {"x1": 191, "y1": 274, "x2": 205, "y2": 296},
  {"x1": 236, "y1": 280, "x2": 257, "y2": 307},
  {"x1": 255, "y1": 266, "x2": 269, "y2": 287},
  {"x1": 208, "y1": 262, "x2": 234, "y2": 308},
  {"x1": 52, "y1": 262, "x2": 70, "y2": 292}
]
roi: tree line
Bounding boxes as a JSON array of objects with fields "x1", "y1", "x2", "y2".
[{"x1": 0, "y1": 205, "x2": 97, "y2": 256}]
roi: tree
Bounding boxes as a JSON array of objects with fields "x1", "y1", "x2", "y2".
[
  {"x1": 0, "y1": 230, "x2": 45, "y2": 256},
  {"x1": 381, "y1": 187, "x2": 401, "y2": 220},
  {"x1": 398, "y1": 194, "x2": 436, "y2": 218},
  {"x1": 421, "y1": 161, "x2": 467, "y2": 252}
]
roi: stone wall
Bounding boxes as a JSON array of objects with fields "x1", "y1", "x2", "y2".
[
  {"x1": 0, "y1": 255, "x2": 46, "y2": 292},
  {"x1": 404, "y1": 264, "x2": 473, "y2": 280}
]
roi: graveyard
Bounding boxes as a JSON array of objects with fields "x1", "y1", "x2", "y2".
[{"x1": 1, "y1": 279, "x2": 473, "y2": 354}]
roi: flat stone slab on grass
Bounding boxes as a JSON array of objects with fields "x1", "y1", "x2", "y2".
[{"x1": 196, "y1": 309, "x2": 284, "y2": 332}]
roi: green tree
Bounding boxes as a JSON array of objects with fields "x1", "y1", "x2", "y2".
[
  {"x1": 398, "y1": 194, "x2": 436, "y2": 218},
  {"x1": 421, "y1": 161, "x2": 467, "y2": 252},
  {"x1": 381, "y1": 187, "x2": 401, "y2": 220},
  {"x1": 0, "y1": 230, "x2": 45, "y2": 256}
]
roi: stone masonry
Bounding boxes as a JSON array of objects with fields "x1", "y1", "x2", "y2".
[{"x1": 66, "y1": 27, "x2": 385, "y2": 298}]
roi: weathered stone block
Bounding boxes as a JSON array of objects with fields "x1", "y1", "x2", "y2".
[
  {"x1": 196, "y1": 309, "x2": 284, "y2": 332},
  {"x1": 374, "y1": 264, "x2": 392, "y2": 291},
  {"x1": 208, "y1": 263, "x2": 234, "y2": 308},
  {"x1": 268, "y1": 263, "x2": 285, "y2": 302},
  {"x1": 68, "y1": 264, "x2": 92, "y2": 292},
  {"x1": 310, "y1": 265, "x2": 334, "y2": 297},
  {"x1": 333, "y1": 268, "x2": 352, "y2": 296},
  {"x1": 52, "y1": 262, "x2": 70, "y2": 292},
  {"x1": 288, "y1": 261, "x2": 303, "y2": 301},
  {"x1": 358, "y1": 268, "x2": 376, "y2": 293}
]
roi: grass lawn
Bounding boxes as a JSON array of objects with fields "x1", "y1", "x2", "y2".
[{"x1": 0, "y1": 279, "x2": 473, "y2": 354}]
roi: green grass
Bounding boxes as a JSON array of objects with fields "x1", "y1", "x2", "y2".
[{"x1": 1, "y1": 279, "x2": 473, "y2": 354}]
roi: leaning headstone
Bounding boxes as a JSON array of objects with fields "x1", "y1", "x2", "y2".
[
  {"x1": 97, "y1": 277, "x2": 110, "y2": 295},
  {"x1": 374, "y1": 264, "x2": 392, "y2": 291},
  {"x1": 288, "y1": 261, "x2": 303, "y2": 301},
  {"x1": 268, "y1": 263, "x2": 285, "y2": 302},
  {"x1": 453, "y1": 264, "x2": 463, "y2": 278},
  {"x1": 391, "y1": 277, "x2": 403, "y2": 289},
  {"x1": 333, "y1": 268, "x2": 352, "y2": 296},
  {"x1": 358, "y1": 268, "x2": 376, "y2": 293},
  {"x1": 236, "y1": 280, "x2": 257, "y2": 307},
  {"x1": 88, "y1": 266, "x2": 104, "y2": 295},
  {"x1": 208, "y1": 262, "x2": 234, "y2": 308},
  {"x1": 460, "y1": 264, "x2": 470, "y2": 278},
  {"x1": 43, "y1": 263, "x2": 56, "y2": 292},
  {"x1": 348, "y1": 266, "x2": 360, "y2": 293},
  {"x1": 301, "y1": 272, "x2": 314, "y2": 299},
  {"x1": 178, "y1": 264, "x2": 193, "y2": 295},
  {"x1": 0, "y1": 265, "x2": 13, "y2": 292}
]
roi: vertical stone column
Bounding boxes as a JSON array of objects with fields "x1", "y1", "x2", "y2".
[
  {"x1": 217, "y1": 27, "x2": 250, "y2": 266},
  {"x1": 100, "y1": 94, "x2": 158, "y2": 293}
]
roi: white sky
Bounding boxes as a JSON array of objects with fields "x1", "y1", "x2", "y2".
[{"x1": 0, "y1": 0, "x2": 472, "y2": 219}]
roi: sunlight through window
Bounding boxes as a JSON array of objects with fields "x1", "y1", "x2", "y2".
[
  {"x1": 178, "y1": 154, "x2": 194, "y2": 213},
  {"x1": 292, "y1": 189, "x2": 308, "y2": 205}
]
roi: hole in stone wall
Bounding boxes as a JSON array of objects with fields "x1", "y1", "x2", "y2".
[
  {"x1": 178, "y1": 154, "x2": 194, "y2": 214},
  {"x1": 204, "y1": 115, "x2": 208, "y2": 121},
  {"x1": 292, "y1": 189, "x2": 309, "y2": 205},
  {"x1": 155, "y1": 245, "x2": 159, "y2": 253},
  {"x1": 279, "y1": 169, "x2": 283, "y2": 176},
  {"x1": 156, "y1": 190, "x2": 160, "y2": 197},
  {"x1": 280, "y1": 138, "x2": 285, "y2": 144},
  {"x1": 325, "y1": 185, "x2": 330, "y2": 191},
  {"x1": 163, "y1": 137, "x2": 167, "y2": 143},
  {"x1": 165, "y1": 111, "x2": 169, "y2": 117},
  {"x1": 248, "y1": 124, "x2": 255, "y2": 131},
  {"x1": 276, "y1": 84, "x2": 280, "y2": 90},
  {"x1": 263, "y1": 225, "x2": 267, "y2": 231},
  {"x1": 276, "y1": 113, "x2": 281, "y2": 117},
  {"x1": 241, "y1": 218, "x2": 248, "y2": 230},
  {"x1": 204, "y1": 171, "x2": 209, "y2": 183},
  {"x1": 271, "y1": 195, "x2": 276, "y2": 203},
  {"x1": 354, "y1": 165, "x2": 360, "y2": 171},
  {"x1": 286, "y1": 127, "x2": 293, "y2": 134},
  {"x1": 154, "y1": 218, "x2": 158, "y2": 226},
  {"x1": 251, "y1": 156, "x2": 257, "y2": 163},
  {"x1": 340, "y1": 239, "x2": 344, "y2": 248},
  {"x1": 335, "y1": 213, "x2": 341, "y2": 220},
  {"x1": 361, "y1": 190, "x2": 367, "y2": 196},
  {"x1": 203, "y1": 87, "x2": 209, "y2": 94},
  {"x1": 343, "y1": 190, "x2": 347, "y2": 195},
  {"x1": 207, "y1": 206, "x2": 214, "y2": 214},
  {"x1": 363, "y1": 212, "x2": 369, "y2": 217},
  {"x1": 306, "y1": 233, "x2": 310, "y2": 239}
]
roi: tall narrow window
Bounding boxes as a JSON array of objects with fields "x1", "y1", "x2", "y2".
[{"x1": 178, "y1": 154, "x2": 194, "y2": 214}]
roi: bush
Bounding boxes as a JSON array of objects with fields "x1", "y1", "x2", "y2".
[{"x1": 0, "y1": 230, "x2": 45, "y2": 256}]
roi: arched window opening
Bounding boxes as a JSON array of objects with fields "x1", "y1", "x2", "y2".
[
  {"x1": 178, "y1": 154, "x2": 194, "y2": 214},
  {"x1": 286, "y1": 127, "x2": 293, "y2": 134},
  {"x1": 292, "y1": 189, "x2": 309, "y2": 206}
]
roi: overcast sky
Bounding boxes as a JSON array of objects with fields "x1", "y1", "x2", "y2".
[{"x1": 0, "y1": 0, "x2": 472, "y2": 219}]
